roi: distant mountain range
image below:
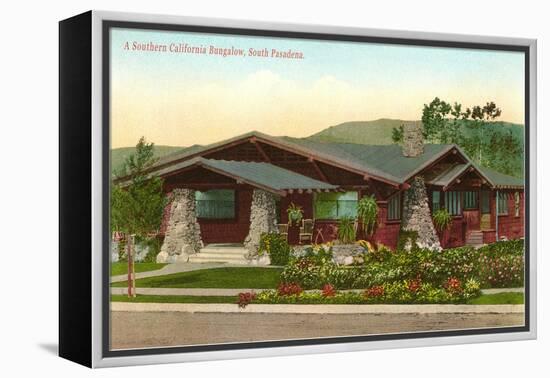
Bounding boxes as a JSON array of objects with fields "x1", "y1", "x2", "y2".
[
  {"x1": 111, "y1": 118, "x2": 524, "y2": 174},
  {"x1": 309, "y1": 118, "x2": 524, "y2": 145}
]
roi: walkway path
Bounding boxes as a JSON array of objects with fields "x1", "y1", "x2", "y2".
[{"x1": 110, "y1": 263, "x2": 280, "y2": 283}]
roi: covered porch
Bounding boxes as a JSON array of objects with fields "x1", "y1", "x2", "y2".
[
  {"x1": 158, "y1": 157, "x2": 342, "y2": 262},
  {"x1": 425, "y1": 162, "x2": 524, "y2": 247}
]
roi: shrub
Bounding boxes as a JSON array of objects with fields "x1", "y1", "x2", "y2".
[
  {"x1": 281, "y1": 257, "x2": 321, "y2": 289},
  {"x1": 478, "y1": 239, "x2": 524, "y2": 257},
  {"x1": 280, "y1": 239, "x2": 524, "y2": 290},
  {"x1": 258, "y1": 232, "x2": 292, "y2": 266},
  {"x1": 477, "y1": 254, "x2": 524, "y2": 288},
  {"x1": 357, "y1": 195, "x2": 379, "y2": 236},
  {"x1": 138, "y1": 235, "x2": 163, "y2": 263},
  {"x1": 463, "y1": 278, "x2": 481, "y2": 299},
  {"x1": 303, "y1": 244, "x2": 334, "y2": 265},
  {"x1": 281, "y1": 254, "x2": 361, "y2": 290},
  {"x1": 337, "y1": 216, "x2": 357, "y2": 244},
  {"x1": 397, "y1": 230, "x2": 419, "y2": 251},
  {"x1": 359, "y1": 241, "x2": 394, "y2": 263},
  {"x1": 432, "y1": 208, "x2": 453, "y2": 231}
]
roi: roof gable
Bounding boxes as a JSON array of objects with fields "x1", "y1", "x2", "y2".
[
  {"x1": 157, "y1": 157, "x2": 338, "y2": 195},
  {"x1": 142, "y1": 131, "x2": 523, "y2": 190}
]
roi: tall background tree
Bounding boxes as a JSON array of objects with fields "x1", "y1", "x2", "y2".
[
  {"x1": 392, "y1": 98, "x2": 523, "y2": 177},
  {"x1": 111, "y1": 137, "x2": 168, "y2": 296}
]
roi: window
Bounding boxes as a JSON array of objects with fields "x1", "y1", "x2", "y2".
[
  {"x1": 445, "y1": 191, "x2": 461, "y2": 216},
  {"x1": 497, "y1": 192, "x2": 508, "y2": 215},
  {"x1": 314, "y1": 191, "x2": 358, "y2": 219},
  {"x1": 432, "y1": 191, "x2": 441, "y2": 212},
  {"x1": 463, "y1": 191, "x2": 478, "y2": 209},
  {"x1": 387, "y1": 193, "x2": 401, "y2": 220},
  {"x1": 515, "y1": 192, "x2": 520, "y2": 217},
  {"x1": 195, "y1": 189, "x2": 235, "y2": 219}
]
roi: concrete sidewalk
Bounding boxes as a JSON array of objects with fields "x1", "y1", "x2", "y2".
[
  {"x1": 111, "y1": 302, "x2": 524, "y2": 314},
  {"x1": 110, "y1": 287, "x2": 524, "y2": 296}
]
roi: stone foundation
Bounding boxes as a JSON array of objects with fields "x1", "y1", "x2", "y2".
[
  {"x1": 401, "y1": 176, "x2": 441, "y2": 251},
  {"x1": 157, "y1": 189, "x2": 203, "y2": 263},
  {"x1": 244, "y1": 189, "x2": 278, "y2": 256}
]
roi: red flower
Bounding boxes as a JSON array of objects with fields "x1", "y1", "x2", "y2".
[
  {"x1": 237, "y1": 292, "x2": 257, "y2": 308},
  {"x1": 443, "y1": 277, "x2": 463, "y2": 295},
  {"x1": 277, "y1": 282, "x2": 304, "y2": 296},
  {"x1": 364, "y1": 285, "x2": 385, "y2": 298},
  {"x1": 407, "y1": 278, "x2": 422, "y2": 293},
  {"x1": 322, "y1": 284, "x2": 336, "y2": 297}
]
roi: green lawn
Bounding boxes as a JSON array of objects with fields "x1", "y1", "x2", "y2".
[
  {"x1": 111, "y1": 292, "x2": 524, "y2": 305},
  {"x1": 111, "y1": 267, "x2": 283, "y2": 288},
  {"x1": 111, "y1": 262, "x2": 167, "y2": 276},
  {"x1": 466, "y1": 292, "x2": 524, "y2": 305}
]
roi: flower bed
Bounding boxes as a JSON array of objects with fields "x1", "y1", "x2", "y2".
[
  {"x1": 279, "y1": 239, "x2": 524, "y2": 290},
  {"x1": 239, "y1": 277, "x2": 481, "y2": 306}
]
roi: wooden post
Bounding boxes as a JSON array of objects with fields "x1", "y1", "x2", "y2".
[
  {"x1": 127, "y1": 234, "x2": 136, "y2": 298},
  {"x1": 131, "y1": 235, "x2": 136, "y2": 298},
  {"x1": 127, "y1": 234, "x2": 132, "y2": 298}
]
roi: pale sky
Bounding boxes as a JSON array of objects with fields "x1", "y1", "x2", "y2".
[{"x1": 110, "y1": 27, "x2": 525, "y2": 148}]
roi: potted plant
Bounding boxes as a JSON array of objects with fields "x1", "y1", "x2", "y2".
[
  {"x1": 286, "y1": 202, "x2": 304, "y2": 226},
  {"x1": 357, "y1": 195, "x2": 379, "y2": 239},
  {"x1": 337, "y1": 215, "x2": 357, "y2": 244},
  {"x1": 432, "y1": 208, "x2": 452, "y2": 246}
]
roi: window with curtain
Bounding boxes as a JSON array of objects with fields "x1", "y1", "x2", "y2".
[
  {"x1": 463, "y1": 191, "x2": 478, "y2": 209},
  {"x1": 497, "y1": 192, "x2": 509, "y2": 215},
  {"x1": 432, "y1": 191, "x2": 441, "y2": 212},
  {"x1": 387, "y1": 193, "x2": 401, "y2": 220},
  {"x1": 314, "y1": 191, "x2": 358, "y2": 219},
  {"x1": 514, "y1": 192, "x2": 520, "y2": 217},
  {"x1": 445, "y1": 191, "x2": 461, "y2": 216},
  {"x1": 195, "y1": 189, "x2": 235, "y2": 219}
]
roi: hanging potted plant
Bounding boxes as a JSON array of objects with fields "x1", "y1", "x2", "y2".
[
  {"x1": 286, "y1": 202, "x2": 304, "y2": 226},
  {"x1": 357, "y1": 195, "x2": 379, "y2": 239}
]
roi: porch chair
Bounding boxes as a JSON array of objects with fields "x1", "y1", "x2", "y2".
[
  {"x1": 277, "y1": 223, "x2": 289, "y2": 241},
  {"x1": 299, "y1": 219, "x2": 314, "y2": 245}
]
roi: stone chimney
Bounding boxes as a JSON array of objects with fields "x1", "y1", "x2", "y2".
[{"x1": 402, "y1": 121, "x2": 424, "y2": 157}]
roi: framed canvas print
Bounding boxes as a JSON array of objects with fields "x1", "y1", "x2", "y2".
[{"x1": 59, "y1": 10, "x2": 537, "y2": 368}]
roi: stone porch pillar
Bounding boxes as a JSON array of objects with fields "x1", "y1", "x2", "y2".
[
  {"x1": 244, "y1": 189, "x2": 278, "y2": 255},
  {"x1": 401, "y1": 176, "x2": 442, "y2": 251},
  {"x1": 157, "y1": 189, "x2": 204, "y2": 263}
]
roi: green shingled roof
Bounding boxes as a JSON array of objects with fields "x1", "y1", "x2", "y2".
[
  {"x1": 477, "y1": 165, "x2": 524, "y2": 189},
  {"x1": 155, "y1": 157, "x2": 338, "y2": 194},
  {"x1": 147, "y1": 131, "x2": 523, "y2": 189},
  {"x1": 282, "y1": 137, "x2": 453, "y2": 182}
]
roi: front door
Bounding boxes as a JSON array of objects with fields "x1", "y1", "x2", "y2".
[{"x1": 480, "y1": 190, "x2": 491, "y2": 230}]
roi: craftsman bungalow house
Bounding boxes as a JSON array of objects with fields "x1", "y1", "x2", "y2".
[{"x1": 142, "y1": 125, "x2": 524, "y2": 255}]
